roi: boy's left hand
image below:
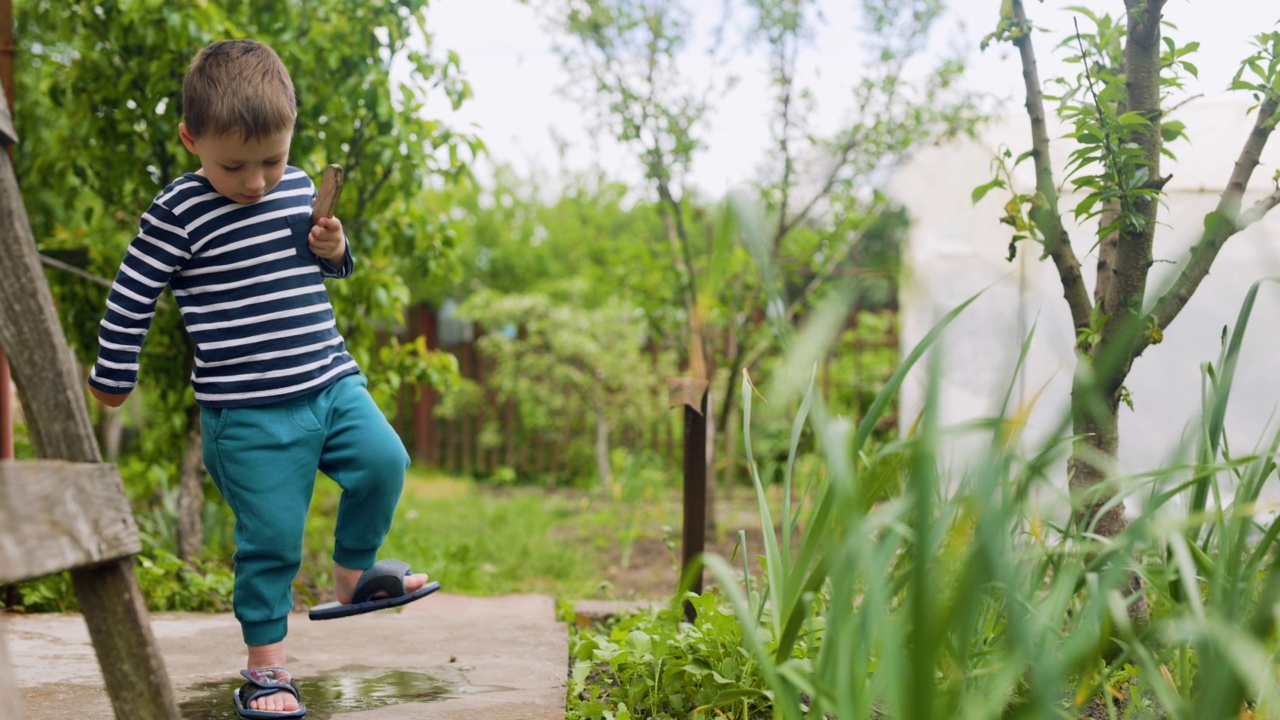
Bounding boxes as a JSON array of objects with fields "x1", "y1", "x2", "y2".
[{"x1": 309, "y1": 216, "x2": 347, "y2": 262}]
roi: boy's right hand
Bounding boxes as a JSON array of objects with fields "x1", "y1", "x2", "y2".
[{"x1": 89, "y1": 384, "x2": 129, "y2": 408}]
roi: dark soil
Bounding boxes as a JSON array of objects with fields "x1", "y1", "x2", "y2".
[{"x1": 588, "y1": 501, "x2": 772, "y2": 600}]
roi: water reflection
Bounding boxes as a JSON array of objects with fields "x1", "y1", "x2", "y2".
[{"x1": 178, "y1": 665, "x2": 455, "y2": 720}]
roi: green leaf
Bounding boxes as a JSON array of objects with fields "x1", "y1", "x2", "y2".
[
  {"x1": 1073, "y1": 193, "x2": 1101, "y2": 219},
  {"x1": 1203, "y1": 211, "x2": 1235, "y2": 238},
  {"x1": 1075, "y1": 130, "x2": 1104, "y2": 145},
  {"x1": 1161, "y1": 120, "x2": 1187, "y2": 143},
  {"x1": 971, "y1": 178, "x2": 1006, "y2": 205},
  {"x1": 710, "y1": 688, "x2": 769, "y2": 703}
]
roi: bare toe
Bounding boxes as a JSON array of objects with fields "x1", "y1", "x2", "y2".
[{"x1": 251, "y1": 689, "x2": 298, "y2": 712}]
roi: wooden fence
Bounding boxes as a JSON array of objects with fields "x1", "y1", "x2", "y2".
[
  {"x1": 391, "y1": 303, "x2": 900, "y2": 483},
  {"x1": 392, "y1": 303, "x2": 679, "y2": 482}
]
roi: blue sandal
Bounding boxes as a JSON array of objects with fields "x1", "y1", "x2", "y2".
[
  {"x1": 308, "y1": 558, "x2": 440, "y2": 620},
  {"x1": 233, "y1": 666, "x2": 306, "y2": 719}
]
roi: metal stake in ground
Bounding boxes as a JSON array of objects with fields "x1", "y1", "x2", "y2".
[{"x1": 669, "y1": 377, "x2": 708, "y2": 622}]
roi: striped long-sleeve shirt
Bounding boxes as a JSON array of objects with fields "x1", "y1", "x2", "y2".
[{"x1": 89, "y1": 166, "x2": 360, "y2": 408}]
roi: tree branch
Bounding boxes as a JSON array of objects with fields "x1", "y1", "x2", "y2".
[
  {"x1": 1140, "y1": 95, "x2": 1279, "y2": 358},
  {"x1": 1097, "y1": 0, "x2": 1166, "y2": 373},
  {"x1": 772, "y1": 33, "x2": 797, "y2": 258},
  {"x1": 738, "y1": 225, "x2": 862, "y2": 372},
  {"x1": 356, "y1": 163, "x2": 397, "y2": 223},
  {"x1": 1011, "y1": 0, "x2": 1092, "y2": 331},
  {"x1": 775, "y1": 136, "x2": 858, "y2": 241},
  {"x1": 1239, "y1": 187, "x2": 1280, "y2": 229}
]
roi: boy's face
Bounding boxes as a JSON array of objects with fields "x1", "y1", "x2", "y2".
[{"x1": 179, "y1": 124, "x2": 292, "y2": 204}]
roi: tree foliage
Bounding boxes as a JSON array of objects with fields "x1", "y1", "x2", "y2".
[
  {"x1": 421, "y1": 168, "x2": 681, "y2": 484},
  {"x1": 527, "y1": 0, "x2": 979, "y2": 507},
  {"x1": 458, "y1": 289, "x2": 673, "y2": 487},
  {"x1": 13, "y1": 0, "x2": 474, "y2": 534}
]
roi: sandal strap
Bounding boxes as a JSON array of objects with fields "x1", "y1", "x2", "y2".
[
  {"x1": 240, "y1": 666, "x2": 296, "y2": 689},
  {"x1": 234, "y1": 666, "x2": 305, "y2": 718},
  {"x1": 351, "y1": 559, "x2": 413, "y2": 603}
]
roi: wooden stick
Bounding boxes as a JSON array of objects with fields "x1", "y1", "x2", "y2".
[{"x1": 312, "y1": 164, "x2": 344, "y2": 224}]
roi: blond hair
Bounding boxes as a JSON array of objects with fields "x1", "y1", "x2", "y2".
[{"x1": 182, "y1": 39, "x2": 296, "y2": 141}]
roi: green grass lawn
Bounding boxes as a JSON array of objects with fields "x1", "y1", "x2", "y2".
[
  {"x1": 295, "y1": 465, "x2": 711, "y2": 606},
  {"x1": 11, "y1": 463, "x2": 758, "y2": 613}
]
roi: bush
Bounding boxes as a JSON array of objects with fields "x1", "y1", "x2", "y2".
[{"x1": 568, "y1": 592, "x2": 776, "y2": 720}]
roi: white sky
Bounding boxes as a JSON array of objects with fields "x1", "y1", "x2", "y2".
[{"x1": 422, "y1": 1, "x2": 1279, "y2": 197}]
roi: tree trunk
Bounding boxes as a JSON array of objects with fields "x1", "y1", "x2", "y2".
[
  {"x1": 721, "y1": 394, "x2": 738, "y2": 500},
  {"x1": 176, "y1": 404, "x2": 204, "y2": 562},
  {"x1": 593, "y1": 411, "x2": 613, "y2": 489},
  {"x1": 96, "y1": 403, "x2": 123, "y2": 462},
  {"x1": 176, "y1": 333, "x2": 203, "y2": 562},
  {"x1": 1067, "y1": 384, "x2": 1123, "y2": 537},
  {"x1": 1068, "y1": 374, "x2": 1149, "y2": 632}
]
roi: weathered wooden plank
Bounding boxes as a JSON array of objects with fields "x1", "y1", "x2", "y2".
[
  {"x1": 0, "y1": 88, "x2": 14, "y2": 147},
  {"x1": 0, "y1": 86, "x2": 179, "y2": 719},
  {"x1": 0, "y1": 460, "x2": 141, "y2": 585},
  {"x1": 72, "y1": 562, "x2": 179, "y2": 720},
  {"x1": 0, "y1": 108, "x2": 97, "y2": 465},
  {"x1": 0, "y1": 617, "x2": 23, "y2": 720}
]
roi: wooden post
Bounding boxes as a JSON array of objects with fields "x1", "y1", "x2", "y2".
[
  {"x1": 669, "y1": 377, "x2": 708, "y2": 622},
  {"x1": 0, "y1": 616, "x2": 21, "y2": 720},
  {"x1": 0, "y1": 88, "x2": 179, "y2": 719},
  {"x1": 460, "y1": 340, "x2": 474, "y2": 475},
  {"x1": 0, "y1": 0, "x2": 14, "y2": 463},
  {"x1": 0, "y1": 352, "x2": 10, "y2": 460}
]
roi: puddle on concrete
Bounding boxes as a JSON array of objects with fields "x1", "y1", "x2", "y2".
[{"x1": 179, "y1": 665, "x2": 456, "y2": 720}]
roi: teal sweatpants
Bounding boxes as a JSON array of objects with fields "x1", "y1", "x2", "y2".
[{"x1": 201, "y1": 373, "x2": 411, "y2": 646}]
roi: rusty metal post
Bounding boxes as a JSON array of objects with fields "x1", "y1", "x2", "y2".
[
  {"x1": 669, "y1": 377, "x2": 709, "y2": 622},
  {"x1": 682, "y1": 389, "x2": 708, "y2": 621}
]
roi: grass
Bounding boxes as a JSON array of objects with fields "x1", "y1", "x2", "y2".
[
  {"x1": 8, "y1": 460, "x2": 714, "y2": 613},
  {"x1": 567, "y1": 272, "x2": 1280, "y2": 719},
  {"x1": 294, "y1": 465, "x2": 712, "y2": 606}
]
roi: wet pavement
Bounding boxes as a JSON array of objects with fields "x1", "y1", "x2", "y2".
[{"x1": 4, "y1": 593, "x2": 566, "y2": 719}]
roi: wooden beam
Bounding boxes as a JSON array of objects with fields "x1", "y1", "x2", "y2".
[
  {"x1": 0, "y1": 617, "x2": 23, "y2": 720},
  {"x1": 0, "y1": 98, "x2": 92, "y2": 464},
  {"x1": 0, "y1": 461, "x2": 141, "y2": 584},
  {"x1": 0, "y1": 0, "x2": 17, "y2": 464},
  {"x1": 0, "y1": 87, "x2": 179, "y2": 719},
  {"x1": 72, "y1": 563, "x2": 179, "y2": 719}
]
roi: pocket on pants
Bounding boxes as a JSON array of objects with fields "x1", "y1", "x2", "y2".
[{"x1": 200, "y1": 405, "x2": 229, "y2": 443}]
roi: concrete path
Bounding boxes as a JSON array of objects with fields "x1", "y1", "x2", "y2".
[{"x1": 5, "y1": 593, "x2": 566, "y2": 719}]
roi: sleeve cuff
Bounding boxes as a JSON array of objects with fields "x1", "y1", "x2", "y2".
[
  {"x1": 88, "y1": 373, "x2": 136, "y2": 396},
  {"x1": 317, "y1": 242, "x2": 354, "y2": 278}
]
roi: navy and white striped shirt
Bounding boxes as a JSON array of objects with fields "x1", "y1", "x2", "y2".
[{"x1": 89, "y1": 166, "x2": 360, "y2": 408}]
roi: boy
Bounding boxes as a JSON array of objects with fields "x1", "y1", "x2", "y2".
[{"x1": 88, "y1": 39, "x2": 437, "y2": 719}]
